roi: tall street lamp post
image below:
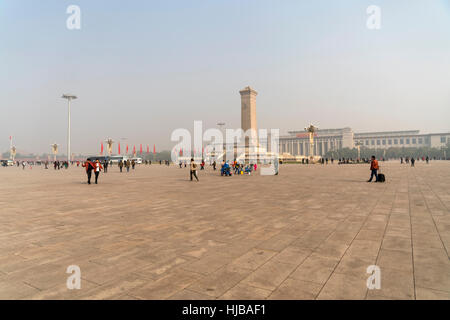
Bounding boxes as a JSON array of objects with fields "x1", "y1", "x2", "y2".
[
  {"x1": 305, "y1": 124, "x2": 318, "y2": 160},
  {"x1": 355, "y1": 141, "x2": 363, "y2": 160},
  {"x1": 51, "y1": 143, "x2": 59, "y2": 162},
  {"x1": 105, "y1": 138, "x2": 114, "y2": 157},
  {"x1": 62, "y1": 94, "x2": 77, "y2": 163},
  {"x1": 217, "y1": 122, "x2": 225, "y2": 161}
]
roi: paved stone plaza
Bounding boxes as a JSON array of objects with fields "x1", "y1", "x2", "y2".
[{"x1": 0, "y1": 161, "x2": 449, "y2": 300}]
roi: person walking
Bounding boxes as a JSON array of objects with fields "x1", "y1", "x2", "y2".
[
  {"x1": 190, "y1": 158, "x2": 199, "y2": 181},
  {"x1": 82, "y1": 159, "x2": 95, "y2": 184},
  {"x1": 94, "y1": 159, "x2": 103, "y2": 184},
  {"x1": 212, "y1": 160, "x2": 216, "y2": 171},
  {"x1": 126, "y1": 159, "x2": 131, "y2": 172},
  {"x1": 103, "y1": 160, "x2": 108, "y2": 173},
  {"x1": 118, "y1": 160, "x2": 124, "y2": 172},
  {"x1": 411, "y1": 157, "x2": 415, "y2": 167},
  {"x1": 367, "y1": 155, "x2": 379, "y2": 182}
]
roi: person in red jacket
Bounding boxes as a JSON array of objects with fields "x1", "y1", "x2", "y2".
[
  {"x1": 82, "y1": 159, "x2": 96, "y2": 185},
  {"x1": 367, "y1": 155, "x2": 379, "y2": 182},
  {"x1": 93, "y1": 159, "x2": 103, "y2": 184}
]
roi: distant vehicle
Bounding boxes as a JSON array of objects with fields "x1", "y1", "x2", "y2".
[
  {"x1": 109, "y1": 155, "x2": 129, "y2": 164},
  {"x1": 131, "y1": 157, "x2": 142, "y2": 164},
  {"x1": 86, "y1": 156, "x2": 110, "y2": 163},
  {"x1": 0, "y1": 160, "x2": 14, "y2": 167}
]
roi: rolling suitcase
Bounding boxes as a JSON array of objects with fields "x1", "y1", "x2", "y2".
[{"x1": 378, "y1": 169, "x2": 385, "y2": 183}]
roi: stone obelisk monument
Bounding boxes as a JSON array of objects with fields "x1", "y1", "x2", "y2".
[{"x1": 239, "y1": 86, "x2": 258, "y2": 162}]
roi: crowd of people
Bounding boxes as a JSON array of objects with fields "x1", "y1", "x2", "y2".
[
  {"x1": 3, "y1": 153, "x2": 440, "y2": 186},
  {"x1": 400, "y1": 156, "x2": 431, "y2": 166}
]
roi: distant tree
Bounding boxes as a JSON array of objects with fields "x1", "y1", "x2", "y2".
[
  {"x1": 142, "y1": 151, "x2": 172, "y2": 161},
  {"x1": 324, "y1": 146, "x2": 449, "y2": 160}
]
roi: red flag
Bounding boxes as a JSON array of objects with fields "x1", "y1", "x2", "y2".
[
  {"x1": 153, "y1": 144, "x2": 156, "y2": 154},
  {"x1": 140, "y1": 144, "x2": 143, "y2": 154},
  {"x1": 118, "y1": 142, "x2": 121, "y2": 155},
  {"x1": 101, "y1": 142, "x2": 104, "y2": 155},
  {"x1": 147, "y1": 145, "x2": 149, "y2": 154},
  {"x1": 126, "y1": 144, "x2": 129, "y2": 154},
  {"x1": 133, "y1": 145, "x2": 136, "y2": 155}
]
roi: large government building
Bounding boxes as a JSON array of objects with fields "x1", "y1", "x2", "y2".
[{"x1": 279, "y1": 128, "x2": 450, "y2": 157}]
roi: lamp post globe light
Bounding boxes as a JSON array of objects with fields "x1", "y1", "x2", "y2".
[
  {"x1": 62, "y1": 94, "x2": 77, "y2": 164},
  {"x1": 355, "y1": 141, "x2": 364, "y2": 160},
  {"x1": 51, "y1": 143, "x2": 59, "y2": 162},
  {"x1": 305, "y1": 124, "x2": 318, "y2": 159},
  {"x1": 11, "y1": 146, "x2": 16, "y2": 162},
  {"x1": 105, "y1": 138, "x2": 114, "y2": 156}
]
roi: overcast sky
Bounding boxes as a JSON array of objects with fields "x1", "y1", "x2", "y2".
[{"x1": 1, "y1": 0, "x2": 449, "y2": 155}]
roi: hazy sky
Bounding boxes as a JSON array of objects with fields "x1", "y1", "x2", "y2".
[{"x1": 1, "y1": 0, "x2": 449, "y2": 155}]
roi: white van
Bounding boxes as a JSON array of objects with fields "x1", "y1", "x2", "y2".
[
  {"x1": 109, "y1": 155, "x2": 129, "y2": 164},
  {"x1": 131, "y1": 157, "x2": 142, "y2": 164}
]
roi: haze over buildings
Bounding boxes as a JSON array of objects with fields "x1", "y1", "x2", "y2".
[{"x1": 1, "y1": 0, "x2": 449, "y2": 155}]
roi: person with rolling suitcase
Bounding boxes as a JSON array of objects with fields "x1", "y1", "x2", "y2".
[{"x1": 367, "y1": 155, "x2": 379, "y2": 183}]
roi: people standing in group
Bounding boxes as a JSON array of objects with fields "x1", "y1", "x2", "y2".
[
  {"x1": 190, "y1": 158, "x2": 199, "y2": 181},
  {"x1": 118, "y1": 160, "x2": 124, "y2": 172},
  {"x1": 367, "y1": 155, "x2": 379, "y2": 182},
  {"x1": 82, "y1": 159, "x2": 95, "y2": 184}
]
